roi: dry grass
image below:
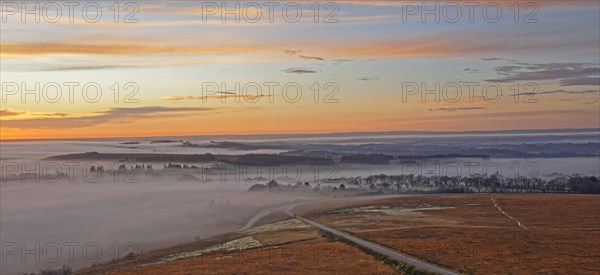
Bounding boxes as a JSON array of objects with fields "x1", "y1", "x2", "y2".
[
  {"x1": 243, "y1": 218, "x2": 310, "y2": 234},
  {"x1": 102, "y1": 239, "x2": 397, "y2": 275},
  {"x1": 78, "y1": 216, "x2": 397, "y2": 274},
  {"x1": 308, "y1": 194, "x2": 600, "y2": 274},
  {"x1": 78, "y1": 194, "x2": 598, "y2": 274}
]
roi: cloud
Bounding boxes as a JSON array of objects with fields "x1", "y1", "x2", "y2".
[
  {"x1": 3, "y1": 24, "x2": 596, "y2": 63},
  {"x1": 1, "y1": 109, "x2": 68, "y2": 118},
  {"x1": 299, "y1": 55, "x2": 325, "y2": 61},
  {"x1": 1, "y1": 42, "x2": 273, "y2": 57},
  {"x1": 464, "y1": 68, "x2": 479, "y2": 73},
  {"x1": 560, "y1": 77, "x2": 600, "y2": 86},
  {"x1": 480, "y1": 57, "x2": 519, "y2": 62},
  {"x1": 486, "y1": 62, "x2": 600, "y2": 86},
  {"x1": 41, "y1": 65, "x2": 134, "y2": 71},
  {"x1": 1, "y1": 109, "x2": 26, "y2": 117},
  {"x1": 284, "y1": 49, "x2": 298, "y2": 55},
  {"x1": 481, "y1": 57, "x2": 505, "y2": 61},
  {"x1": 513, "y1": 89, "x2": 599, "y2": 97},
  {"x1": 430, "y1": 107, "x2": 487, "y2": 112},
  {"x1": 162, "y1": 93, "x2": 269, "y2": 102},
  {"x1": 164, "y1": 96, "x2": 206, "y2": 101},
  {"x1": 332, "y1": 59, "x2": 353, "y2": 65},
  {"x1": 0, "y1": 106, "x2": 211, "y2": 129},
  {"x1": 39, "y1": 112, "x2": 68, "y2": 117},
  {"x1": 343, "y1": 1, "x2": 593, "y2": 8},
  {"x1": 584, "y1": 99, "x2": 599, "y2": 105},
  {"x1": 284, "y1": 50, "x2": 325, "y2": 61},
  {"x1": 320, "y1": 26, "x2": 595, "y2": 59},
  {"x1": 356, "y1": 76, "x2": 380, "y2": 81},
  {"x1": 283, "y1": 67, "x2": 317, "y2": 74}
]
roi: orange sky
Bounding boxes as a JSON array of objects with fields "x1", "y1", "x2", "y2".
[{"x1": 1, "y1": 1, "x2": 599, "y2": 140}]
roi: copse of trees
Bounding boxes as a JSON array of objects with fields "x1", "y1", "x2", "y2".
[
  {"x1": 88, "y1": 164, "x2": 152, "y2": 173},
  {"x1": 322, "y1": 174, "x2": 600, "y2": 194},
  {"x1": 564, "y1": 176, "x2": 599, "y2": 194},
  {"x1": 247, "y1": 180, "x2": 369, "y2": 197}
]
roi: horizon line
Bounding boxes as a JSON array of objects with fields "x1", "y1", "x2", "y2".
[{"x1": 1, "y1": 127, "x2": 599, "y2": 142}]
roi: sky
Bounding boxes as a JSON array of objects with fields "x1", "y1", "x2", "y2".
[{"x1": 1, "y1": 0, "x2": 599, "y2": 140}]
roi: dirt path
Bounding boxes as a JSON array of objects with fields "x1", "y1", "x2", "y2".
[{"x1": 490, "y1": 194, "x2": 528, "y2": 230}]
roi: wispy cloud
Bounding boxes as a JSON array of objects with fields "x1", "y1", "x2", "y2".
[
  {"x1": 283, "y1": 67, "x2": 317, "y2": 74},
  {"x1": 0, "y1": 109, "x2": 26, "y2": 117},
  {"x1": 299, "y1": 55, "x2": 325, "y2": 61},
  {"x1": 284, "y1": 49, "x2": 299, "y2": 55},
  {"x1": 481, "y1": 57, "x2": 505, "y2": 61},
  {"x1": 0, "y1": 42, "x2": 273, "y2": 57},
  {"x1": 584, "y1": 99, "x2": 599, "y2": 105},
  {"x1": 332, "y1": 59, "x2": 353, "y2": 65},
  {"x1": 41, "y1": 65, "x2": 134, "y2": 71},
  {"x1": 162, "y1": 93, "x2": 269, "y2": 102},
  {"x1": 560, "y1": 77, "x2": 600, "y2": 86},
  {"x1": 284, "y1": 50, "x2": 325, "y2": 61},
  {"x1": 0, "y1": 107, "x2": 212, "y2": 129},
  {"x1": 430, "y1": 107, "x2": 487, "y2": 112},
  {"x1": 5, "y1": 24, "x2": 594, "y2": 61},
  {"x1": 1, "y1": 109, "x2": 68, "y2": 118},
  {"x1": 487, "y1": 62, "x2": 600, "y2": 86},
  {"x1": 513, "y1": 89, "x2": 600, "y2": 97},
  {"x1": 481, "y1": 57, "x2": 518, "y2": 62},
  {"x1": 356, "y1": 76, "x2": 380, "y2": 81}
]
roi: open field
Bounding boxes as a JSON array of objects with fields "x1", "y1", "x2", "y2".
[
  {"x1": 74, "y1": 194, "x2": 599, "y2": 274},
  {"x1": 77, "y1": 212, "x2": 398, "y2": 275},
  {"x1": 101, "y1": 240, "x2": 397, "y2": 275},
  {"x1": 301, "y1": 194, "x2": 600, "y2": 274},
  {"x1": 3, "y1": 0, "x2": 599, "y2": 273}
]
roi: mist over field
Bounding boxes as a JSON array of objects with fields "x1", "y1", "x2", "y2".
[
  {"x1": 2, "y1": 0, "x2": 599, "y2": 273},
  {"x1": 1, "y1": 180, "x2": 312, "y2": 273},
  {"x1": 1, "y1": 129, "x2": 599, "y2": 273}
]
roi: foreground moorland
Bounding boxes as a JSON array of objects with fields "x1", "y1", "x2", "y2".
[
  {"x1": 69, "y1": 193, "x2": 599, "y2": 275},
  {"x1": 297, "y1": 194, "x2": 600, "y2": 274},
  {"x1": 76, "y1": 213, "x2": 401, "y2": 275}
]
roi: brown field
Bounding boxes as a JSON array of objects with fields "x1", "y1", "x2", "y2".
[
  {"x1": 105, "y1": 240, "x2": 396, "y2": 275},
  {"x1": 302, "y1": 194, "x2": 600, "y2": 274},
  {"x1": 77, "y1": 212, "x2": 397, "y2": 275},
  {"x1": 78, "y1": 194, "x2": 599, "y2": 274}
]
